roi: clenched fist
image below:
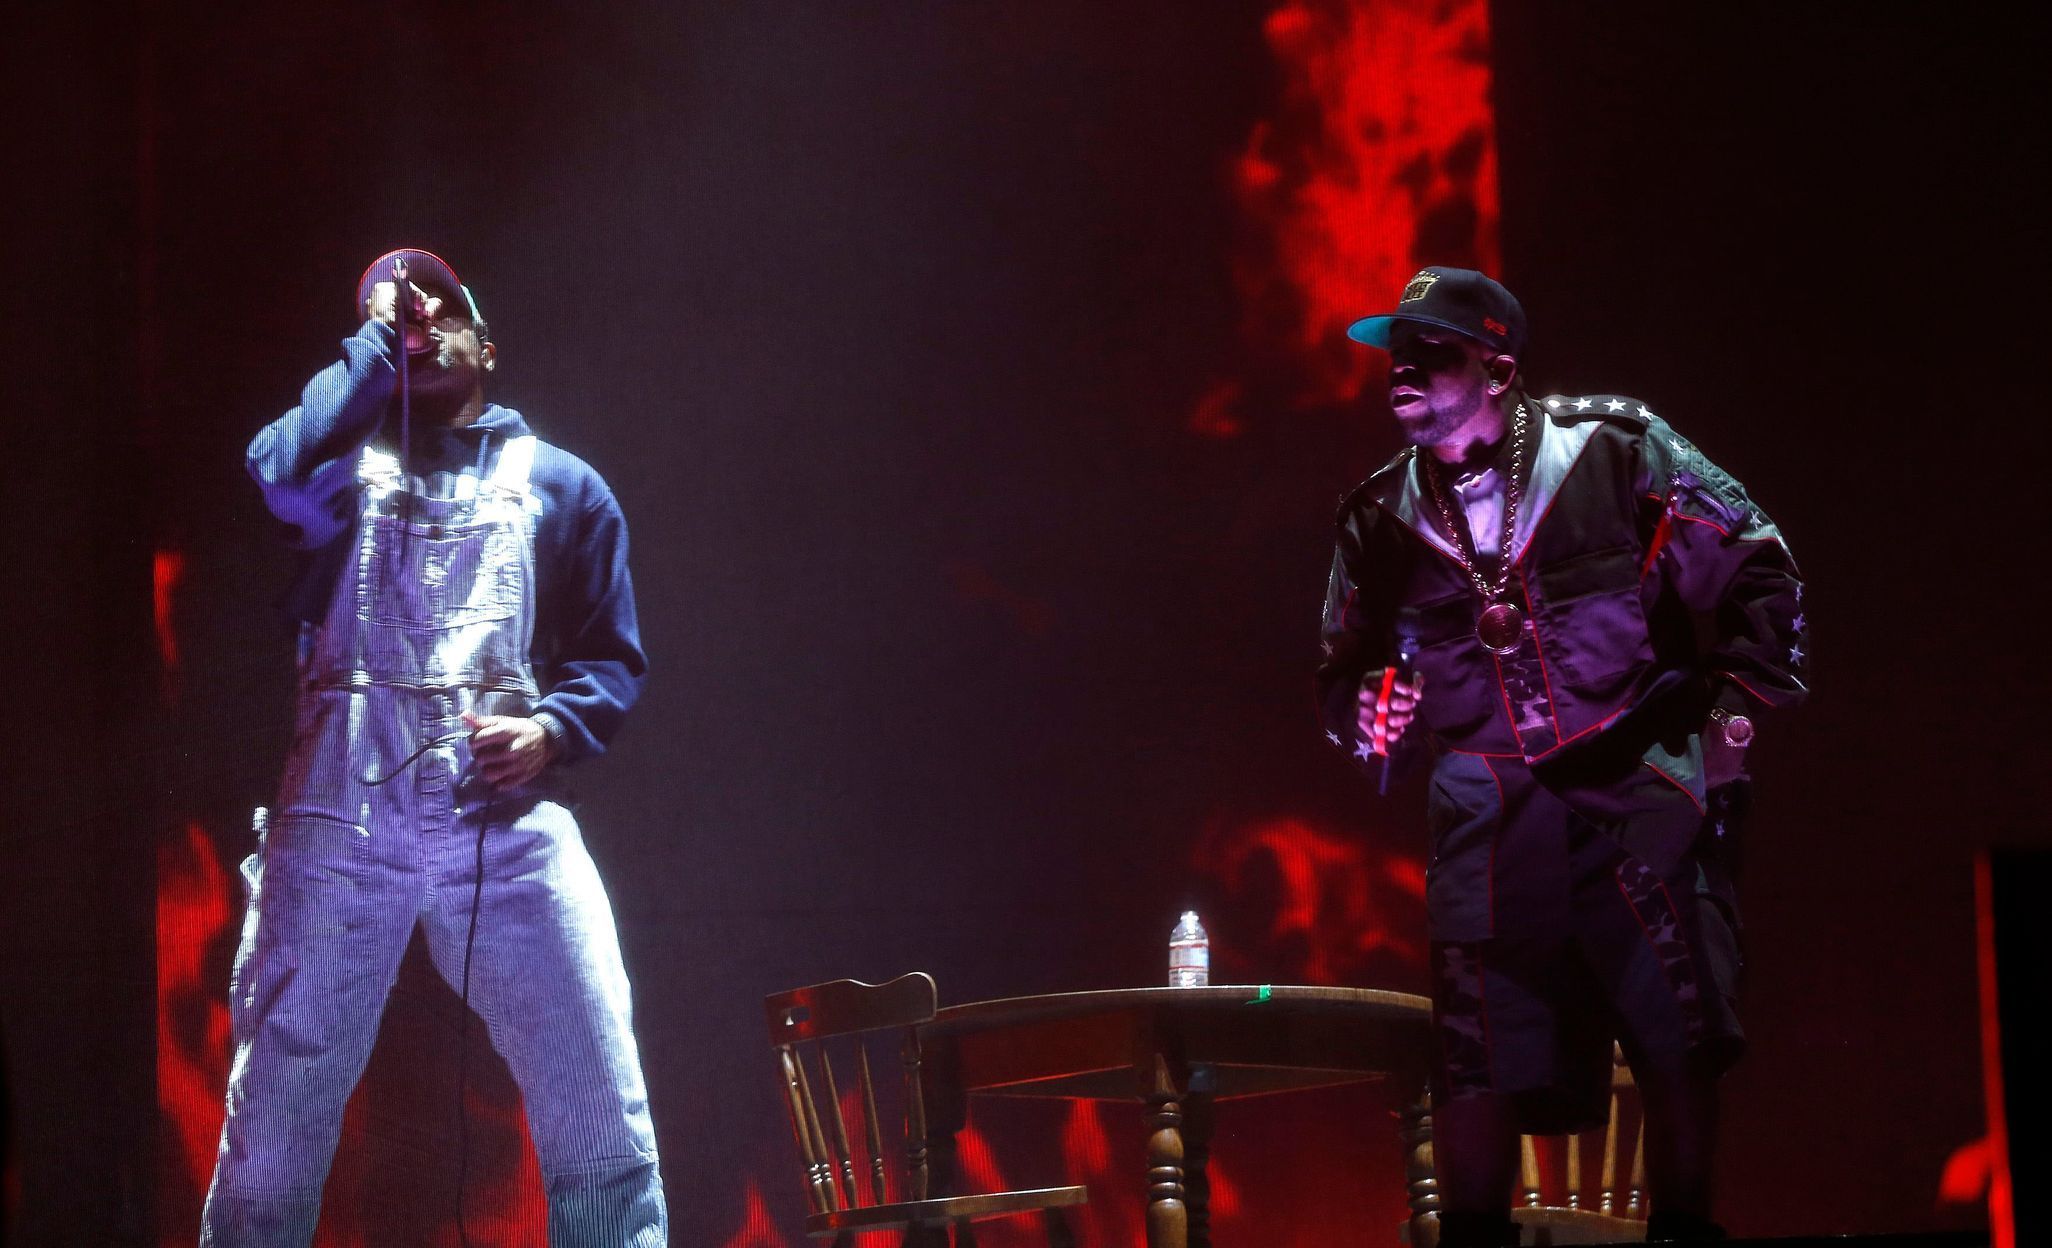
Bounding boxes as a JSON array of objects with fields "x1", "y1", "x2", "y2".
[
  {"x1": 464, "y1": 711, "x2": 556, "y2": 789},
  {"x1": 1356, "y1": 668, "x2": 1426, "y2": 756}
]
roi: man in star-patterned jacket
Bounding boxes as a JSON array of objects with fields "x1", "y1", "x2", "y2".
[{"x1": 1317, "y1": 268, "x2": 1806, "y2": 1246}]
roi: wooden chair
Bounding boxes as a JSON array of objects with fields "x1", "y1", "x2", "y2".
[
  {"x1": 765, "y1": 972, "x2": 1087, "y2": 1247},
  {"x1": 1404, "y1": 1046, "x2": 1647, "y2": 1246},
  {"x1": 1506, "y1": 1047, "x2": 1648, "y2": 1245}
]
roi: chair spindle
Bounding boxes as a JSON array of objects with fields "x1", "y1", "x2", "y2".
[
  {"x1": 1625, "y1": 1121, "x2": 1646, "y2": 1220},
  {"x1": 1599, "y1": 1090, "x2": 1621, "y2": 1215},
  {"x1": 819, "y1": 1050, "x2": 860, "y2": 1207},
  {"x1": 1565, "y1": 1129, "x2": 1582, "y2": 1209},
  {"x1": 902, "y1": 1027, "x2": 930, "y2": 1202},
  {"x1": 858, "y1": 1043, "x2": 887, "y2": 1205},
  {"x1": 779, "y1": 1046, "x2": 834, "y2": 1216},
  {"x1": 794, "y1": 1052, "x2": 842, "y2": 1212}
]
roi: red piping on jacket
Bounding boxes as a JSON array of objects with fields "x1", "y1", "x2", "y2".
[
  {"x1": 1643, "y1": 506, "x2": 1673, "y2": 576},
  {"x1": 1713, "y1": 669, "x2": 1776, "y2": 708},
  {"x1": 1526, "y1": 697, "x2": 1635, "y2": 762},
  {"x1": 1642, "y1": 758, "x2": 1706, "y2": 815},
  {"x1": 1671, "y1": 511, "x2": 1784, "y2": 548}
]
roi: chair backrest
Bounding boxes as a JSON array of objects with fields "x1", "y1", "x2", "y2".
[
  {"x1": 765, "y1": 972, "x2": 940, "y2": 1220},
  {"x1": 1518, "y1": 1046, "x2": 1647, "y2": 1222}
]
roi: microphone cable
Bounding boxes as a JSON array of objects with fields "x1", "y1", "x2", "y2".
[
  {"x1": 392, "y1": 258, "x2": 415, "y2": 544},
  {"x1": 454, "y1": 792, "x2": 491, "y2": 1248}
]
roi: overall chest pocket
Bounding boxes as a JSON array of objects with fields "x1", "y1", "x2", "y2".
[
  {"x1": 362, "y1": 514, "x2": 525, "y2": 630},
  {"x1": 1532, "y1": 544, "x2": 1652, "y2": 685}
]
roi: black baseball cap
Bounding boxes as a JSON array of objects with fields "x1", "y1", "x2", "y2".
[
  {"x1": 1347, "y1": 266, "x2": 1526, "y2": 359},
  {"x1": 353, "y1": 247, "x2": 485, "y2": 334}
]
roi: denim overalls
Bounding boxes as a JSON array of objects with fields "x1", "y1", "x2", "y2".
[{"x1": 202, "y1": 436, "x2": 666, "y2": 1246}]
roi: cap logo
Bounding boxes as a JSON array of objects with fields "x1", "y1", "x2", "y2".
[
  {"x1": 1484, "y1": 317, "x2": 1508, "y2": 336},
  {"x1": 1399, "y1": 271, "x2": 1439, "y2": 303}
]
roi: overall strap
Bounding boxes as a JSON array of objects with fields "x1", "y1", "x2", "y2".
[
  {"x1": 358, "y1": 444, "x2": 401, "y2": 484},
  {"x1": 491, "y1": 435, "x2": 538, "y2": 493}
]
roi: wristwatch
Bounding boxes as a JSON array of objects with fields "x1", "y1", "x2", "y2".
[{"x1": 1708, "y1": 706, "x2": 1755, "y2": 748}]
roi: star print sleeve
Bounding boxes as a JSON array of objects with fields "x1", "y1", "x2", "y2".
[
  {"x1": 1641, "y1": 424, "x2": 1810, "y2": 715},
  {"x1": 1317, "y1": 504, "x2": 1395, "y2": 762}
]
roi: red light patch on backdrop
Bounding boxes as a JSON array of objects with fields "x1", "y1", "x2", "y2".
[
  {"x1": 1197, "y1": 813, "x2": 1426, "y2": 985},
  {"x1": 1192, "y1": 0, "x2": 1500, "y2": 433},
  {"x1": 153, "y1": 547, "x2": 185, "y2": 698},
  {"x1": 715, "y1": 1179, "x2": 790, "y2": 1248},
  {"x1": 156, "y1": 820, "x2": 234, "y2": 1242}
]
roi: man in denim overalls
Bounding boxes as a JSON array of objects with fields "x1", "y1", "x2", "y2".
[{"x1": 203, "y1": 249, "x2": 664, "y2": 1246}]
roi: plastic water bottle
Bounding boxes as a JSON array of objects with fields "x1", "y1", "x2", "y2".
[{"x1": 1169, "y1": 911, "x2": 1210, "y2": 987}]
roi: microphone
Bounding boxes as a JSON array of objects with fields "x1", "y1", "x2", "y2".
[
  {"x1": 1378, "y1": 634, "x2": 1417, "y2": 796},
  {"x1": 392, "y1": 257, "x2": 411, "y2": 402},
  {"x1": 391, "y1": 257, "x2": 413, "y2": 517}
]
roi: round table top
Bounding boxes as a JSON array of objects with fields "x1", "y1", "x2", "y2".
[{"x1": 926, "y1": 983, "x2": 1432, "y2": 1036}]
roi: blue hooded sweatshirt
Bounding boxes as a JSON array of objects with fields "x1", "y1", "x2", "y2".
[{"x1": 247, "y1": 318, "x2": 646, "y2": 762}]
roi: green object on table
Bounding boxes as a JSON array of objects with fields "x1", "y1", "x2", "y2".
[{"x1": 1247, "y1": 984, "x2": 1273, "y2": 1004}]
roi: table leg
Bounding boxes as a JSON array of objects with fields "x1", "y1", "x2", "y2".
[
  {"x1": 1400, "y1": 1085, "x2": 1440, "y2": 1247},
  {"x1": 1144, "y1": 1055, "x2": 1187, "y2": 1248},
  {"x1": 1183, "y1": 1090, "x2": 1215, "y2": 1248}
]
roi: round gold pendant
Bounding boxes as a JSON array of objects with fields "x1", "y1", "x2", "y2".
[{"x1": 1476, "y1": 602, "x2": 1525, "y2": 654}]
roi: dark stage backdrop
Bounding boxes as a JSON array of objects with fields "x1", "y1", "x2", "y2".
[{"x1": 3, "y1": 2, "x2": 2044, "y2": 1245}]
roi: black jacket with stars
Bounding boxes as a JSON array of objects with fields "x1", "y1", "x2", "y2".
[{"x1": 1318, "y1": 392, "x2": 1808, "y2": 884}]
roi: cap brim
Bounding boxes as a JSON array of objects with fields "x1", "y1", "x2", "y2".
[
  {"x1": 356, "y1": 248, "x2": 465, "y2": 317},
  {"x1": 1346, "y1": 313, "x2": 1492, "y2": 348}
]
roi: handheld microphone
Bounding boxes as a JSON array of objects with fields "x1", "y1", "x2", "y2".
[
  {"x1": 390, "y1": 257, "x2": 411, "y2": 329},
  {"x1": 391, "y1": 257, "x2": 415, "y2": 532},
  {"x1": 1378, "y1": 634, "x2": 1418, "y2": 796},
  {"x1": 392, "y1": 256, "x2": 411, "y2": 446}
]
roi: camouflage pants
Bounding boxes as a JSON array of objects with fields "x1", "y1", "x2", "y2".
[{"x1": 1428, "y1": 782, "x2": 1745, "y2": 1135}]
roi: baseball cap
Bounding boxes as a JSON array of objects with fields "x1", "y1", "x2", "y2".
[
  {"x1": 353, "y1": 247, "x2": 485, "y2": 334},
  {"x1": 1347, "y1": 266, "x2": 1526, "y2": 359}
]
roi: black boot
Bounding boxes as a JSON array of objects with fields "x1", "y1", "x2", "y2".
[
  {"x1": 1645, "y1": 1209, "x2": 1728, "y2": 1240},
  {"x1": 1436, "y1": 1211, "x2": 1520, "y2": 1248}
]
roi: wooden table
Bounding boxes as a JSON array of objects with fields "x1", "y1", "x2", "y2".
[{"x1": 918, "y1": 985, "x2": 1437, "y2": 1248}]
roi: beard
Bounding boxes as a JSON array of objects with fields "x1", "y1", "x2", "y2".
[
  {"x1": 403, "y1": 341, "x2": 467, "y2": 390},
  {"x1": 1394, "y1": 383, "x2": 1486, "y2": 448}
]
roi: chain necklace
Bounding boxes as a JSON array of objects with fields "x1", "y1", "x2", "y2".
[{"x1": 1420, "y1": 401, "x2": 1529, "y2": 654}]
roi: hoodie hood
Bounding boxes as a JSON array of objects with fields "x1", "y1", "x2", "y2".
[
  {"x1": 384, "y1": 402, "x2": 533, "y2": 476},
  {"x1": 463, "y1": 403, "x2": 531, "y2": 439}
]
